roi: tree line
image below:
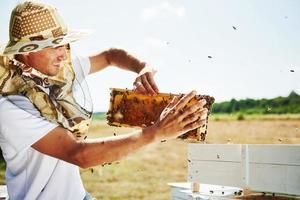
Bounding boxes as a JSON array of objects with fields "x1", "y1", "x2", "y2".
[{"x1": 212, "y1": 91, "x2": 300, "y2": 114}]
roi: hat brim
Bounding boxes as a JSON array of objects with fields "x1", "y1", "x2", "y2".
[{"x1": 0, "y1": 29, "x2": 92, "y2": 55}]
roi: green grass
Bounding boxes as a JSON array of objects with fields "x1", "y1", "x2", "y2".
[
  {"x1": 92, "y1": 111, "x2": 300, "y2": 121},
  {"x1": 210, "y1": 113, "x2": 300, "y2": 121},
  {"x1": 92, "y1": 112, "x2": 300, "y2": 121},
  {"x1": 0, "y1": 161, "x2": 5, "y2": 185},
  {"x1": 92, "y1": 112, "x2": 107, "y2": 120}
]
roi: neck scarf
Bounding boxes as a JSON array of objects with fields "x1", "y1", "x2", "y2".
[{"x1": 0, "y1": 47, "x2": 92, "y2": 138}]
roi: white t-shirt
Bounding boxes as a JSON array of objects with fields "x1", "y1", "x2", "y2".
[{"x1": 0, "y1": 56, "x2": 91, "y2": 200}]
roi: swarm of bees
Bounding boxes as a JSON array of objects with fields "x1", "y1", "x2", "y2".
[{"x1": 107, "y1": 88, "x2": 215, "y2": 141}]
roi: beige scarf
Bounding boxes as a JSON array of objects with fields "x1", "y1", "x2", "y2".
[{"x1": 0, "y1": 47, "x2": 92, "y2": 138}]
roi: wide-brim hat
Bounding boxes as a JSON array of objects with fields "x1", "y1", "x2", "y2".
[{"x1": 0, "y1": 1, "x2": 91, "y2": 55}]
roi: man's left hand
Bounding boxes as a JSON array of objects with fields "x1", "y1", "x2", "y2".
[{"x1": 133, "y1": 71, "x2": 159, "y2": 95}]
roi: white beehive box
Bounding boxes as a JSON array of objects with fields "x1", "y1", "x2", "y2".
[
  {"x1": 188, "y1": 144, "x2": 300, "y2": 196},
  {"x1": 168, "y1": 182, "x2": 191, "y2": 200},
  {"x1": 168, "y1": 182, "x2": 243, "y2": 199},
  {"x1": 0, "y1": 185, "x2": 7, "y2": 200}
]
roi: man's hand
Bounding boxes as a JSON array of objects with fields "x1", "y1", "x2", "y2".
[
  {"x1": 133, "y1": 71, "x2": 159, "y2": 95},
  {"x1": 143, "y1": 91, "x2": 208, "y2": 141}
]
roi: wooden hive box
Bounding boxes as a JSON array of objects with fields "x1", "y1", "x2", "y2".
[{"x1": 188, "y1": 144, "x2": 300, "y2": 196}]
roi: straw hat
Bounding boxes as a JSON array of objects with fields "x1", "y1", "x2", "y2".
[{"x1": 0, "y1": 1, "x2": 91, "y2": 55}]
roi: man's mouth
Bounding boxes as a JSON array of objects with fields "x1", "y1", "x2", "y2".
[{"x1": 53, "y1": 63, "x2": 61, "y2": 68}]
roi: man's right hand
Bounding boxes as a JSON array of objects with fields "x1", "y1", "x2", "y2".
[{"x1": 143, "y1": 90, "x2": 208, "y2": 142}]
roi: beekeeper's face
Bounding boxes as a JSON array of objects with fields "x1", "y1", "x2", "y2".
[{"x1": 22, "y1": 45, "x2": 67, "y2": 76}]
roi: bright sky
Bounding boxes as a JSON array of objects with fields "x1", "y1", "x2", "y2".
[{"x1": 1, "y1": 0, "x2": 299, "y2": 112}]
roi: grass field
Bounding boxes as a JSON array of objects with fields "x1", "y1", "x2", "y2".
[
  {"x1": 82, "y1": 117, "x2": 300, "y2": 199},
  {"x1": 82, "y1": 120, "x2": 188, "y2": 200},
  {"x1": 0, "y1": 115, "x2": 299, "y2": 199}
]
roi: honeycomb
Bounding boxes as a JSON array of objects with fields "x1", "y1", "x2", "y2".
[{"x1": 107, "y1": 88, "x2": 215, "y2": 141}]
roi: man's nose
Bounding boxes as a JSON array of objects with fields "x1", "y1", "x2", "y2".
[{"x1": 56, "y1": 46, "x2": 67, "y2": 61}]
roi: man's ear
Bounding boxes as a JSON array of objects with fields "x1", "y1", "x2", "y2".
[{"x1": 15, "y1": 53, "x2": 29, "y2": 63}]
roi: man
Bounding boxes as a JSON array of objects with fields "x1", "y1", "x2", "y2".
[{"x1": 0, "y1": 1, "x2": 208, "y2": 199}]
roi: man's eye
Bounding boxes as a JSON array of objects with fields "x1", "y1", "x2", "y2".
[{"x1": 55, "y1": 45, "x2": 64, "y2": 49}]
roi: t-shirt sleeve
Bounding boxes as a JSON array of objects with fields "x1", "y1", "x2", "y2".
[
  {"x1": 71, "y1": 55, "x2": 91, "y2": 83},
  {"x1": 0, "y1": 96, "x2": 58, "y2": 155}
]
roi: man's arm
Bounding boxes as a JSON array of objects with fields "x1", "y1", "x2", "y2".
[
  {"x1": 88, "y1": 48, "x2": 159, "y2": 95},
  {"x1": 32, "y1": 126, "x2": 154, "y2": 169},
  {"x1": 32, "y1": 91, "x2": 208, "y2": 168},
  {"x1": 89, "y1": 48, "x2": 145, "y2": 74}
]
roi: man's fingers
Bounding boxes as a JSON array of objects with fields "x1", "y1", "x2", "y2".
[
  {"x1": 161, "y1": 96, "x2": 179, "y2": 121},
  {"x1": 178, "y1": 99, "x2": 207, "y2": 120},
  {"x1": 165, "y1": 96, "x2": 180, "y2": 110},
  {"x1": 145, "y1": 72, "x2": 159, "y2": 93},
  {"x1": 133, "y1": 79, "x2": 147, "y2": 94},
  {"x1": 198, "y1": 99, "x2": 207, "y2": 108},
  {"x1": 137, "y1": 85, "x2": 147, "y2": 94},
  {"x1": 141, "y1": 75, "x2": 156, "y2": 95},
  {"x1": 175, "y1": 91, "x2": 197, "y2": 111},
  {"x1": 183, "y1": 118, "x2": 207, "y2": 132},
  {"x1": 182, "y1": 108, "x2": 208, "y2": 126}
]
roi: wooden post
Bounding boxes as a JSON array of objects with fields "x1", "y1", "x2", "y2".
[
  {"x1": 242, "y1": 187, "x2": 252, "y2": 196},
  {"x1": 192, "y1": 182, "x2": 200, "y2": 192}
]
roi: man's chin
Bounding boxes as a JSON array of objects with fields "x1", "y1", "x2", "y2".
[
  {"x1": 46, "y1": 69, "x2": 60, "y2": 76},
  {"x1": 48, "y1": 72, "x2": 59, "y2": 77}
]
